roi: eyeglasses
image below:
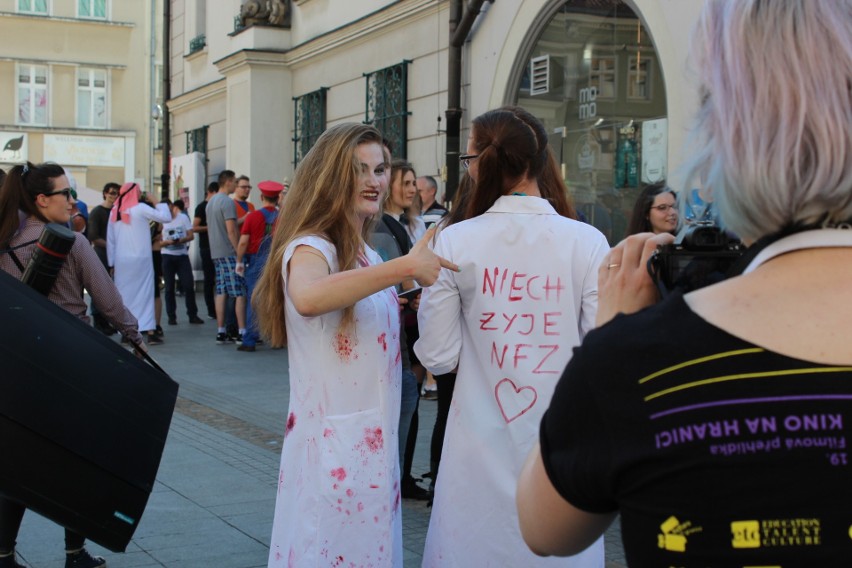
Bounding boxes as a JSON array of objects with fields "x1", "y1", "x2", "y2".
[
  {"x1": 459, "y1": 154, "x2": 479, "y2": 170},
  {"x1": 42, "y1": 188, "x2": 73, "y2": 201},
  {"x1": 238, "y1": 185, "x2": 252, "y2": 190},
  {"x1": 107, "y1": 191, "x2": 119, "y2": 197},
  {"x1": 651, "y1": 204, "x2": 677, "y2": 212}
]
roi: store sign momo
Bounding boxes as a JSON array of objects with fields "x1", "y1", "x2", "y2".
[
  {"x1": 44, "y1": 134, "x2": 125, "y2": 167},
  {"x1": 578, "y1": 87, "x2": 597, "y2": 120}
]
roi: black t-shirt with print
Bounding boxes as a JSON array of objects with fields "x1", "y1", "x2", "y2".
[{"x1": 540, "y1": 291, "x2": 852, "y2": 567}]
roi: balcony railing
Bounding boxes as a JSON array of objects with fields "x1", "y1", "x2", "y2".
[{"x1": 188, "y1": 34, "x2": 206, "y2": 55}]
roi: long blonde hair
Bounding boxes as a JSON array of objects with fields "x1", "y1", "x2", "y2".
[{"x1": 254, "y1": 123, "x2": 383, "y2": 347}]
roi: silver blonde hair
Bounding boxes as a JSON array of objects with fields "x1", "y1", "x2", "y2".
[{"x1": 683, "y1": 0, "x2": 852, "y2": 241}]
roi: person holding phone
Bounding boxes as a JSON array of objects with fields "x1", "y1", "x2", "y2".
[
  {"x1": 517, "y1": 1, "x2": 852, "y2": 565},
  {"x1": 253, "y1": 123, "x2": 458, "y2": 567}
]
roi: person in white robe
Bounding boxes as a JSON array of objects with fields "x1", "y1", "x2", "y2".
[{"x1": 107, "y1": 182, "x2": 171, "y2": 339}]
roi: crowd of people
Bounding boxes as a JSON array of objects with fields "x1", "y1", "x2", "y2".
[{"x1": 1, "y1": 1, "x2": 850, "y2": 566}]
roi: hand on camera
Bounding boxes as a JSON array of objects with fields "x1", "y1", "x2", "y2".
[{"x1": 596, "y1": 232, "x2": 675, "y2": 327}]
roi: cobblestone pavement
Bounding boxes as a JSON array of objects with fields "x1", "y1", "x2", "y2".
[{"x1": 13, "y1": 296, "x2": 626, "y2": 567}]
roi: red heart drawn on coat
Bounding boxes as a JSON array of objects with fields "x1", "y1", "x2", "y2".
[{"x1": 494, "y1": 378, "x2": 538, "y2": 424}]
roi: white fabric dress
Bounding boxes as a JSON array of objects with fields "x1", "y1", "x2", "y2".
[
  {"x1": 106, "y1": 202, "x2": 171, "y2": 332},
  {"x1": 268, "y1": 236, "x2": 403, "y2": 568},
  {"x1": 414, "y1": 196, "x2": 609, "y2": 567}
]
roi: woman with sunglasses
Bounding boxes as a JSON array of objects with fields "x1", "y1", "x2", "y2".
[
  {"x1": 414, "y1": 106, "x2": 608, "y2": 567},
  {"x1": 0, "y1": 161, "x2": 145, "y2": 568},
  {"x1": 626, "y1": 182, "x2": 679, "y2": 236}
]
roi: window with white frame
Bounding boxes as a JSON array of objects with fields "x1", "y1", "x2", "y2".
[
  {"x1": 77, "y1": 68, "x2": 107, "y2": 128},
  {"x1": 78, "y1": 0, "x2": 106, "y2": 19},
  {"x1": 17, "y1": 64, "x2": 48, "y2": 126},
  {"x1": 18, "y1": 0, "x2": 48, "y2": 14}
]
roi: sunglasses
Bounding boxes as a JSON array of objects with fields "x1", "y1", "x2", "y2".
[{"x1": 42, "y1": 188, "x2": 73, "y2": 201}]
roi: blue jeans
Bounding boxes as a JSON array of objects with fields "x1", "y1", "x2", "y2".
[
  {"x1": 241, "y1": 254, "x2": 262, "y2": 347},
  {"x1": 397, "y1": 368, "x2": 419, "y2": 472}
]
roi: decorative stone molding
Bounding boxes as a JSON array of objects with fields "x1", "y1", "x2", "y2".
[{"x1": 239, "y1": 0, "x2": 291, "y2": 29}]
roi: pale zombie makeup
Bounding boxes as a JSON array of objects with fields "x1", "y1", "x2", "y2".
[
  {"x1": 353, "y1": 142, "x2": 387, "y2": 224},
  {"x1": 648, "y1": 191, "x2": 678, "y2": 234}
]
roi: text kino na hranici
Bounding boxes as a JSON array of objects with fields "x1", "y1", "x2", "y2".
[{"x1": 479, "y1": 266, "x2": 566, "y2": 375}]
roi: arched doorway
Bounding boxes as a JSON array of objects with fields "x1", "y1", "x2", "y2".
[{"x1": 511, "y1": 0, "x2": 668, "y2": 244}]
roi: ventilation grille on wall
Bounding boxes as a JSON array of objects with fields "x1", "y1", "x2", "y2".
[{"x1": 530, "y1": 54, "x2": 565, "y2": 97}]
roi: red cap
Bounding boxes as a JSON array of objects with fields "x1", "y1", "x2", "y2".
[{"x1": 258, "y1": 180, "x2": 285, "y2": 198}]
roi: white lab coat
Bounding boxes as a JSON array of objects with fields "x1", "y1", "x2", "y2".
[{"x1": 415, "y1": 195, "x2": 608, "y2": 567}]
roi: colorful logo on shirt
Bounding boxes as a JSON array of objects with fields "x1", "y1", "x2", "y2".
[
  {"x1": 731, "y1": 518, "x2": 822, "y2": 549},
  {"x1": 658, "y1": 516, "x2": 702, "y2": 552}
]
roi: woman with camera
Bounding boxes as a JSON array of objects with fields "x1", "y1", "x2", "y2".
[
  {"x1": 517, "y1": 1, "x2": 852, "y2": 565},
  {"x1": 0, "y1": 162, "x2": 146, "y2": 568}
]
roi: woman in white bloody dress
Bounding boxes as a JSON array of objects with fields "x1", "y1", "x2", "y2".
[
  {"x1": 253, "y1": 123, "x2": 458, "y2": 567},
  {"x1": 414, "y1": 107, "x2": 608, "y2": 567}
]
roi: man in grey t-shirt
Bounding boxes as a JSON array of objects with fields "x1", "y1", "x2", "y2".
[{"x1": 206, "y1": 169, "x2": 247, "y2": 344}]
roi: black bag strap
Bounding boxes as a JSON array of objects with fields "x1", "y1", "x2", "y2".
[{"x1": 381, "y1": 214, "x2": 411, "y2": 256}]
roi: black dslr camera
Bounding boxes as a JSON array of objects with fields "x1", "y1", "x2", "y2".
[{"x1": 649, "y1": 221, "x2": 746, "y2": 295}]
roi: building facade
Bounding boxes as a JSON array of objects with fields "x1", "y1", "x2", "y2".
[
  {"x1": 0, "y1": 0, "x2": 164, "y2": 202},
  {"x1": 168, "y1": 0, "x2": 703, "y2": 243}
]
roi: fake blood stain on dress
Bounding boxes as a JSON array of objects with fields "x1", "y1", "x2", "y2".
[
  {"x1": 330, "y1": 467, "x2": 347, "y2": 481},
  {"x1": 333, "y1": 332, "x2": 357, "y2": 361},
  {"x1": 285, "y1": 412, "x2": 296, "y2": 436},
  {"x1": 377, "y1": 332, "x2": 388, "y2": 351},
  {"x1": 362, "y1": 427, "x2": 383, "y2": 452}
]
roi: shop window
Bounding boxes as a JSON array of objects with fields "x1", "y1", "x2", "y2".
[
  {"x1": 186, "y1": 126, "x2": 208, "y2": 155},
  {"x1": 17, "y1": 64, "x2": 48, "y2": 126},
  {"x1": 364, "y1": 61, "x2": 410, "y2": 159},
  {"x1": 78, "y1": 0, "x2": 107, "y2": 19},
  {"x1": 514, "y1": 1, "x2": 667, "y2": 245},
  {"x1": 77, "y1": 68, "x2": 107, "y2": 129},
  {"x1": 18, "y1": 0, "x2": 48, "y2": 15},
  {"x1": 292, "y1": 87, "x2": 328, "y2": 167}
]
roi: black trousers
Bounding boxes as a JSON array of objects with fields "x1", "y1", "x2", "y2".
[
  {"x1": 430, "y1": 372, "x2": 457, "y2": 484},
  {"x1": 0, "y1": 497, "x2": 85, "y2": 552},
  {"x1": 162, "y1": 254, "x2": 198, "y2": 320},
  {"x1": 199, "y1": 247, "x2": 216, "y2": 317}
]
